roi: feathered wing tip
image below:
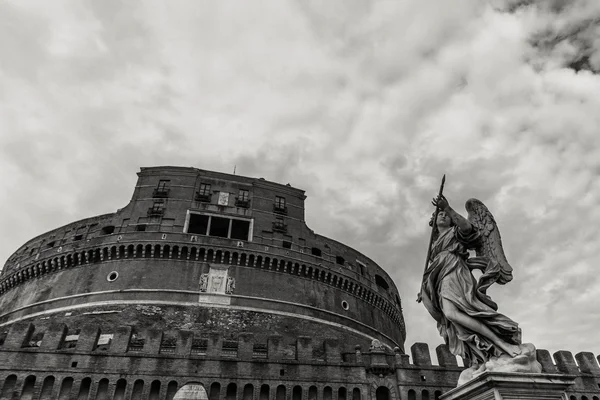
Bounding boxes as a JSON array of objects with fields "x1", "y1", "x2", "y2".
[{"x1": 465, "y1": 198, "x2": 513, "y2": 285}]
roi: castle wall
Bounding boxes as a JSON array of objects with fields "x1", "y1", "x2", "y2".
[
  {"x1": 0, "y1": 322, "x2": 598, "y2": 400},
  {"x1": 0, "y1": 167, "x2": 405, "y2": 350}
]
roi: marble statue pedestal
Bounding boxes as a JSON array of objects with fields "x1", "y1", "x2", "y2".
[{"x1": 440, "y1": 372, "x2": 575, "y2": 400}]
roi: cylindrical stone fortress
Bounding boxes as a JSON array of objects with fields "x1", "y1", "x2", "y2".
[{"x1": 0, "y1": 166, "x2": 405, "y2": 351}]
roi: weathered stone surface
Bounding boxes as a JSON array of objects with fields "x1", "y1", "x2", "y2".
[
  {"x1": 441, "y1": 372, "x2": 575, "y2": 400},
  {"x1": 458, "y1": 343, "x2": 542, "y2": 385}
]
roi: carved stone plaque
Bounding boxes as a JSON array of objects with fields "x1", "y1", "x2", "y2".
[{"x1": 198, "y1": 266, "x2": 235, "y2": 305}]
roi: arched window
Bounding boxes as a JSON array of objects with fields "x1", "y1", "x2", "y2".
[
  {"x1": 210, "y1": 382, "x2": 221, "y2": 400},
  {"x1": 40, "y1": 376, "x2": 55, "y2": 399},
  {"x1": 226, "y1": 383, "x2": 237, "y2": 400},
  {"x1": 20, "y1": 375, "x2": 36, "y2": 400},
  {"x1": 78, "y1": 377, "x2": 92, "y2": 400},
  {"x1": 593, "y1": 396, "x2": 599, "y2": 400},
  {"x1": 0, "y1": 375, "x2": 17, "y2": 399},
  {"x1": 114, "y1": 379, "x2": 127, "y2": 400},
  {"x1": 375, "y1": 275, "x2": 389, "y2": 290},
  {"x1": 375, "y1": 387, "x2": 389, "y2": 400},
  {"x1": 260, "y1": 385, "x2": 270, "y2": 400},
  {"x1": 352, "y1": 388, "x2": 361, "y2": 400},
  {"x1": 324, "y1": 386, "x2": 333, "y2": 400},
  {"x1": 96, "y1": 378, "x2": 110, "y2": 400},
  {"x1": 276, "y1": 385, "x2": 286, "y2": 400},
  {"x1": 569, "y1": 396, "x2": 576, "y2": 400},
  {"x1": 165, "y1": 381, "x2": 178, "y2": 400},
  {"x1": 338, "y1": 387, "x2": 347, "y2": 400},
  {"x1": 131, "y1": 380, "x2": 144, "y2": 400},
  {"x1": 149, "y1": 380, "x2": 161, "y2": 400},
  {"x1": 434, "y1": 390, "x2": 442, "y2": 400},
  {"x1": 407, "y1": 390, "x2": 416, "y2": 400},
  {"x1": 309, "y1": 386, "x2": 318, "y2": 400},
  {"x1": 293, "y1": 386, "x2": 303, "y2": 400},
  {"x1": 422, "y1": 390, "x2": 430, "y2": 400},
  {"x1": 243, "y1": 384, "x2": 254, "y2": 400},
  {"x1": 58, "y1": 377, "x2": 74, "y2": 400},
  {"x1": 582, "y1": 396, "x2": 589, "y2": 400}
]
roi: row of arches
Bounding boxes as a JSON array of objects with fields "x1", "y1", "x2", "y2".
[
  {"x1": 0, "y1": 374, "x2": 175, "y2": 400},
  {"x1": 569, "y1": 396, "x2": 600, "y2": 400},
  {"x1": 0, "y1": 242, "x2": 402, "y2": 324},
  {"x1": 0, "y1": 374, "x2": 367, "y2": 400}
]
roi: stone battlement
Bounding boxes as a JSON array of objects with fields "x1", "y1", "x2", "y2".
[{"x1": 1, "y1": 322, "x2": 599, "y2": 377}]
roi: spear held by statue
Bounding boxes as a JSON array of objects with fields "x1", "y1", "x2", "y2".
[{"x1": 416, "y1": 174, "x2": 445, "y2": 303}]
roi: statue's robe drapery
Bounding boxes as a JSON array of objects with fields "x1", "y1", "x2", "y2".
[{"x1": 421, "y1": 226, "x2": 521, "y2": 365}]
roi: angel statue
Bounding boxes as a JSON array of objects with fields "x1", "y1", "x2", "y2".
[{"x1": 417, "y1": 193, "x2": 541, "y2": 384}]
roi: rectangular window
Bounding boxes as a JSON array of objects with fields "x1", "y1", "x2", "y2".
[
  {"x1": 236, "y1": 189, "x2": 250, "y2": 208},
  {"x1": 147, "y1": 201, "x2": 164, "y2": 216},
  {"x1": 272, "y1": 217, "x2": 287, "y2": 233},
  {"x1": 186, "y1": 213, "x2": 251, "y2": 241},
  {"x1": 135, "y1": 224, "x2": 147, "y2": 232},
  {"x1": 199, "y1": 183, "x2": 211, "y2": 196},
  {"x1": 153, "y1": 180, "x2": 170, "y2": 198},
  {"x1": 157, "y1": 180, "x2": 169, "y2": 191},
  {"x1": 282, "y1": 240, "x2": 292, "y2": 249},
  {"x1": 231, "y1": 219, "x2": 250, "y2": 240},
  {"x1": 275, "y1": 196, "x2": 285, "y2": 209},
  {"x1": 209, "y1": 217, "x2": 230, "y2": 238},
  {"x1": 274, "y1": 196, "x2": 287, "y2": 214},
  {"x1": 188, "y1": 214, "x2": 210, "y2": 235}
]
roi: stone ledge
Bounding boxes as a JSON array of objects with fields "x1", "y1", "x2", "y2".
[{"x1": 440, "y1": 372, "x2": 576, "y2": 400}]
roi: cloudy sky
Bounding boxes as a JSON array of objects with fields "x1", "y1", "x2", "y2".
[{"x1": 1, "y1": 0, "x2": 600, "y2": 362}]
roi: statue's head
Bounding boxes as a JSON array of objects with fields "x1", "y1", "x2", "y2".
[{"x1": 429, "y1": 210, "x2": 454, "y2": 239}]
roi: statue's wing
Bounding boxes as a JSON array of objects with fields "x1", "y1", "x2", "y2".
[{"x1": 465, "y1": 198, "x2": 513, "y2": 285}]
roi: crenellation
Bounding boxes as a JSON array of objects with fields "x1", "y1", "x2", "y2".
[
  {"x1": 238, "y1": 332, "x2": 254, "y2": 360},
  {"x1": 296, "y1": 336, "x2": 312, "y2": 362},
  {"x1": 175, "y1": 330, "x2": 193, "y2": 356},
  {"x1": 575, "y1": 352, "x2": 600, "y2": 375},
  {"x1": 143, "y1": 329, "x2": 163, "y2": 355},
  {"x1": 536, "y1": 349, "x2": 559, "y2": 373},
  {"x1": 267, "y1": 335, "x2": 285, "y2": 361},
  {"x1": 435, "y1": 344, "x2": 457, "y2": 367},
  {"x1": 110, "y1": 326, "x2": 133, "y2": 353},
  {"x1": 410, "y1": 343, "x2": 432, "y2": 366},
  {"x1": 3, "y1": 322, "x2": 34, "y2": 350},
  {"x1": 324, "y1": 339, "x2": 341, "y2": 363},
  {"x1": 554, "y1": 350, "x2": 580, "y2": 374},
  {"x1": 77, "y1": 325, "x2": 101, "y2": 353},
  {"x1": 39, "y1": 323, "x2": 67, "y2": 351},
  {"x1": 207, "y1": 332, "x2": 223, "y2": 357},
  {"x1": 395, "y1": 348, "x2": 409, "y2": 367}
]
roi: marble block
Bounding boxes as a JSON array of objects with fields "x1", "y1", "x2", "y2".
[{"x1": 440, "y1": 372, "x2": 575, "y2": 400}]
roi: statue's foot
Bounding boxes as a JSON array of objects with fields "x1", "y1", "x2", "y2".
[
  {"x1": 498, "y1": 342, "x2": 522, "y2": 357},
  {"x1": 507, "y1": 344, "x2": 522, "y2": 357}
]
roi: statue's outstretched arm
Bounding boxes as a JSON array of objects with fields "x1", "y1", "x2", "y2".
[{"x1": 433, "y1": 195, "x2": 472, "y2": 234}]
